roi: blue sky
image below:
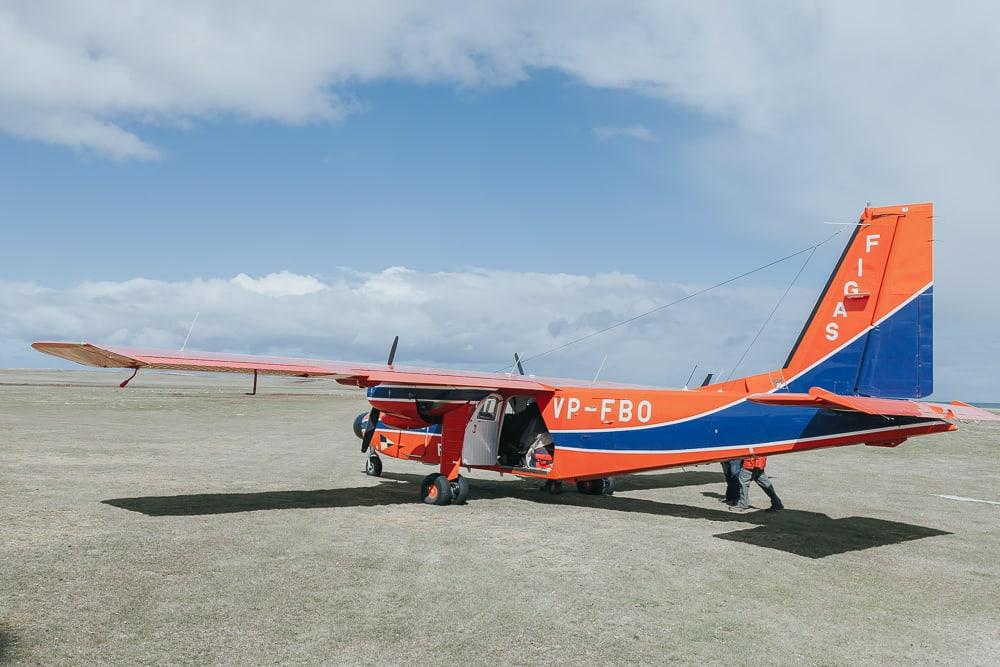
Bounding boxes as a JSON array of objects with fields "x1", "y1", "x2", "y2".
[
  {"x1": 1, "y1": 3, "x2": 998, "y2": 399},
  {"x1": 2, "y1": 72, "x2": 764, "y2": 286}
]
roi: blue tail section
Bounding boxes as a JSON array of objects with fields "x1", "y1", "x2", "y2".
[
  {"x1": 786, "y1": 286, "x2": 933, "y2": 398},
  {"x1": 855, "y1": 287, "x2": 933, "y2": 398}
]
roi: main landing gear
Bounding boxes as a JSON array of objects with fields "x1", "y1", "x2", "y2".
[
  {"x1": 576, "y1": 477, "x2": 616, "y2": 496},
  {"x1": 541, "y1": 477, "x2": 614, "y2": 497},
  {"x1": 421, "y1": 473, "x2": 470, "y2": 506}
]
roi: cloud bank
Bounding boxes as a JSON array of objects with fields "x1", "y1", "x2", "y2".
[
  {"x1": 2, "y1": 1, "x2": 998, "y2": 170},
  {"x1": 5, "y1": 267, "x2": 997, "y2": 400}
]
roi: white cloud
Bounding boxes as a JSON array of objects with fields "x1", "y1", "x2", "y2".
[
  {"x1": 2, "y1": 2, "x2": 997, "y2": 166},
  {"x1": 5, "y1": 266, "x2": 996, "y2": 400},
  {"x1": 592, "y1": 125, "x2": 655, "y2": 142},
  {"x1": 231, "y1": 271, "x2": 326, "y2": 297}
]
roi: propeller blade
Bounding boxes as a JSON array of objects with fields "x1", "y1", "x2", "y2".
[
  {"x1": 363, "y1": 336, "x2": 397, "y2": 452},
  {"x1": 514, "y1": 353, "x2": 525, "y2": 376},
  {"x1": 387, "y1": 335, "x2": 399, "y2": 366},
  {"x1": 361, "y1": 406, "x2": 380, "y2": 452}
]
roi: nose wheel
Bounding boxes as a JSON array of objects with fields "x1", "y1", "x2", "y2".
[{"x1": 365, "y1": 454, "x2": 383, "y2": 477}]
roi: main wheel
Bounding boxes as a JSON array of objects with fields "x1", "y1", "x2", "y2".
[
  {"x1": 450, "y1": 475, "x2": 470, "y2": 505},
  {"x1": 576, "y1": 477, "x2": 615, "y2": 496},
  {"x1": 365, "y1": 454, "x2": 383, "y2": 477},
  {"x1": 421, "y1": 473, "x2": 453, "y2": 505}
]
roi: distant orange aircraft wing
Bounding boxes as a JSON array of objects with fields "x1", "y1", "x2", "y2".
[
  {"x1": 749, "y1": 386, "x2": 1000, "y2": 422},
  {"x1": 31, "y1": 341, "x2": 554, "y2": 393}
]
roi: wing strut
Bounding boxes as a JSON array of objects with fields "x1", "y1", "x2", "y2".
[{"x1": 119, "y1": 368, "x2": 139, "y2": 389}]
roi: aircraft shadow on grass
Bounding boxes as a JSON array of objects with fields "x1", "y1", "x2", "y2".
[
  {"x1": 0, "y1": 625, "x2": 20, "y2": 664},
  {"x1": 103, "y1": 470, "x2": 950, "y2": 559}
]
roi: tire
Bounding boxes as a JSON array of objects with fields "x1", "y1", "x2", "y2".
[
  {"x1": 577, "y1": 477, "x2": 615, "y2": 496},
  {"x1": 599, "y1": 476, "x2": 616, "y2": 496},
  {"x1": 450, "y1": 476, "x2": 470, "y2": 505},
  {"x1": 365, "y1": 455, "x2": 383, "y2": 477},
  {"x1": 421, "y1": 473, "x2": 453, "y2": 505}
]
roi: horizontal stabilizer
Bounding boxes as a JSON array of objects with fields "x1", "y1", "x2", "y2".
[{"x1": 749, "y1": 386, "x2": 1000, "y2": 422}]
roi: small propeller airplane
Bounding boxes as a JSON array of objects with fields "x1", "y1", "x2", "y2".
[{"x1": 33, "y1": 202, "x2": 999, "y2": 505}]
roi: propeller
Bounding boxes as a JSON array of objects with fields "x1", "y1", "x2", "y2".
[
  {"x1": 513, "y1": 353, "x2": 525, "y2": 376},
  {"x1": 361, "y1": 336, "x2": 399, "y2": 453}
]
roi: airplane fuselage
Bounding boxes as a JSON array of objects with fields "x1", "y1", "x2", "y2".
[{"x1": 364, "y1": 383, "x2": 953, "y2": 482}]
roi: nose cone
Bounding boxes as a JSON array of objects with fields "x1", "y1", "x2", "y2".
[{"x1": 353, "y1": 412, "x2": 368, "y2": 440}]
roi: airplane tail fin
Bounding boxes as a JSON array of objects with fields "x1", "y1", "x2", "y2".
[{"x1": 781, "y1": 203, "x2": 933, "y2": 398}]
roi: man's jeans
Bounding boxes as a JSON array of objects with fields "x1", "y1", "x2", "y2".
[
  {"x1": 722, "y1": 460, "x2": 742, "y2": 502},
  {"x1": 738, "y1": 468, "x2": 783, "y2": 509}
]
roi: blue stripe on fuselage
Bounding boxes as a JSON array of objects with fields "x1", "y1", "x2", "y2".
[{"x1": 550, "y1": 400, "x2": 931, "y2": 452}]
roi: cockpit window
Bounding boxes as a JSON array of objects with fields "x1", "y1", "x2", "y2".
[{"x1": 478, "y1": 397, "x2": 500, "y2": 421}]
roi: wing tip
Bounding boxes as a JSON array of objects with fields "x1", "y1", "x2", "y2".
[
  {"x1": 31, "y1": 341, "x2": 138, "y2": 369},
  {"x1": 32, "y1": 340, "x2": 82, "y2": 355}
]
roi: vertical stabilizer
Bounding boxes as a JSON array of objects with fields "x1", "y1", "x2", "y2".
[{"x1": 782, "y1": 203, "x2": 933, "y2": 398}]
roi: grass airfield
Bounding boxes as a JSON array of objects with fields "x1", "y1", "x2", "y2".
[{"x1": 2, "y1": 369, "x2": 998, "y2": 665}]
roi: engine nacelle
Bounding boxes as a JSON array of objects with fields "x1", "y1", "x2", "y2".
[{"x1": 366, "y1": 384, "x2": 491, "y2": 428}]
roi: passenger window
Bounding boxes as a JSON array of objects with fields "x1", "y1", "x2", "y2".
[{"x1": 478, "y1": 397, "x2": 499, "y2": 421}]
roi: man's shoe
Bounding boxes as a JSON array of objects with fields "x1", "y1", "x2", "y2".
[
  {"x1": 728, "y1": 505, "x2": 750, "y2": 513},
  {"x1": 765, "y1": 504, "x2": 784, "y2": 512}
]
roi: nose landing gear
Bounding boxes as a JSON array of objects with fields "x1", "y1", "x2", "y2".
[{"x1": 365, "y1": 453, "x2": 383, "y2": 477}]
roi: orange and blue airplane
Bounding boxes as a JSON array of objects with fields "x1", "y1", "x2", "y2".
[{"x1": 33, "y1": 203, "x2": 998, "y2": 505}]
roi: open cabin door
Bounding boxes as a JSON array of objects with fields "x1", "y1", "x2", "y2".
[{"x1": 461, "y1": 393, "x2": 503, "y2": 466}]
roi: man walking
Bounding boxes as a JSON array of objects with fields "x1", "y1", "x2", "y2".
[{"x1": 732, "y1": 455, "x2": 784, "y2": 512}]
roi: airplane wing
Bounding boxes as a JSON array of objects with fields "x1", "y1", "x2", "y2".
[
  {"x1": 31, "y1": 341, "x2": 554, "y2": 394},
  {"x1": 749, "y1": 386, "x2": 1000, "y2": 422}
]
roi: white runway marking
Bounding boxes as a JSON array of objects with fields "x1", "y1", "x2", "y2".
[{"x1": 932, "y1": 494, "x2": 1000, "y2": 506}]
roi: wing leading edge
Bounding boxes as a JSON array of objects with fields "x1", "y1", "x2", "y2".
[{"x1": 31, "y1": 341, "x2": 554, "y2": 394}]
